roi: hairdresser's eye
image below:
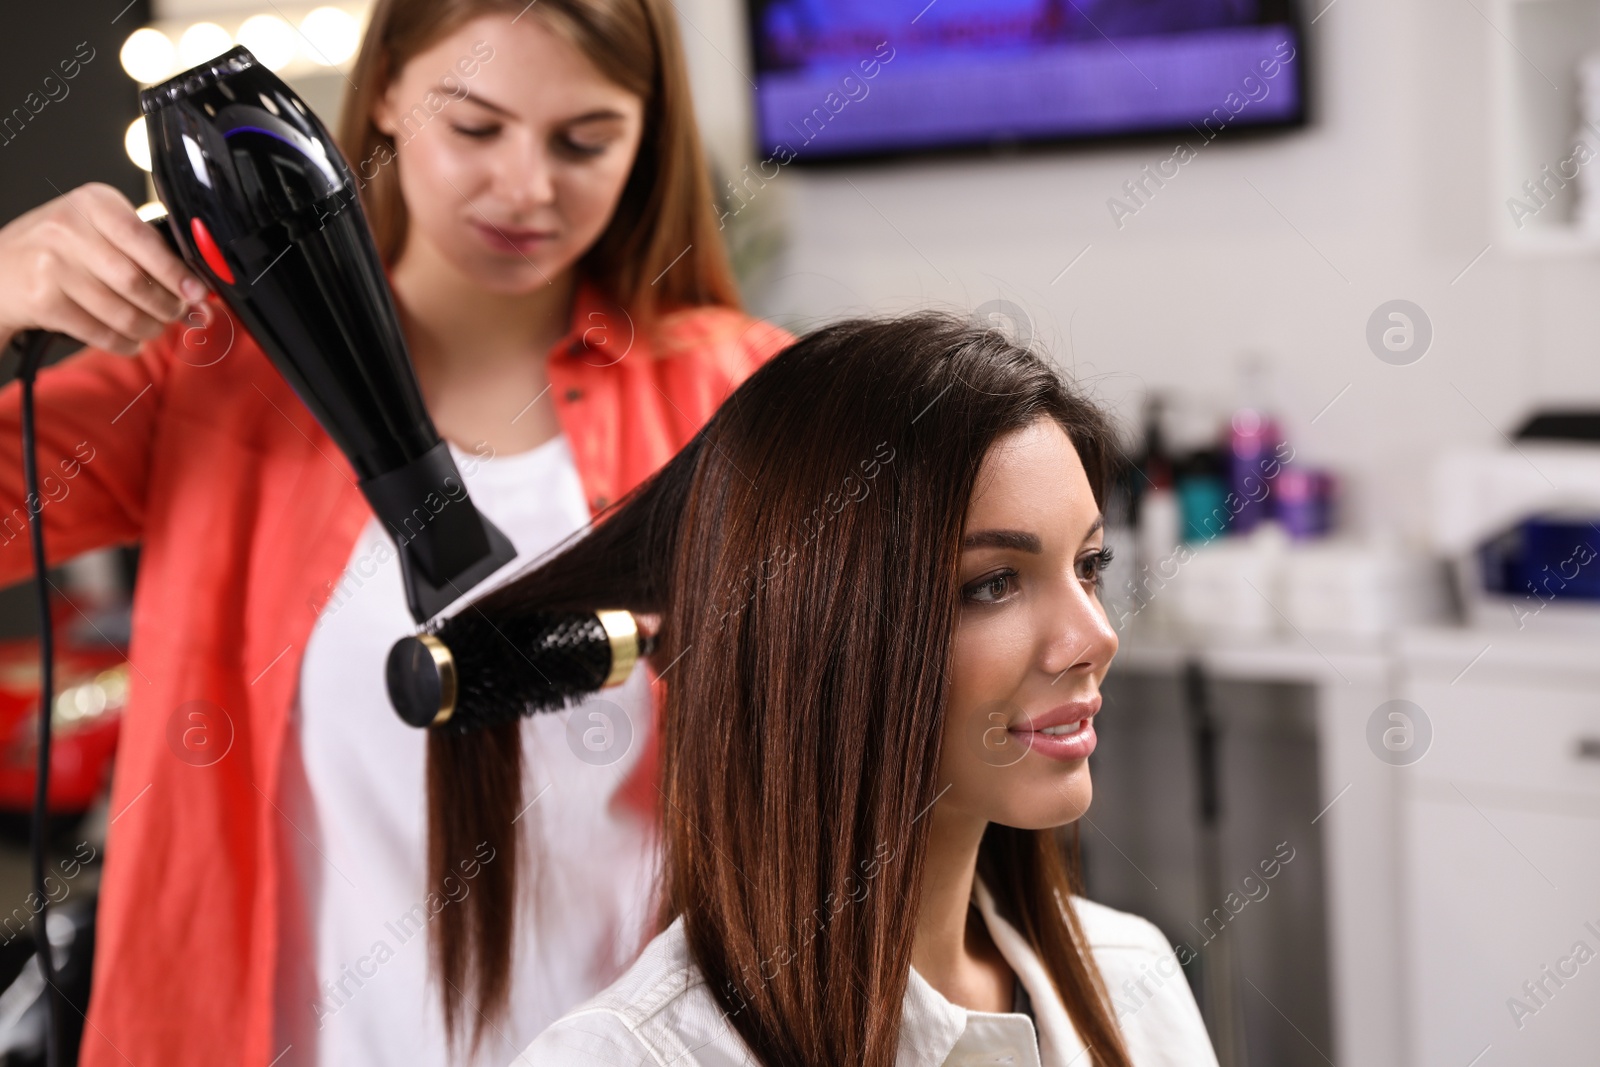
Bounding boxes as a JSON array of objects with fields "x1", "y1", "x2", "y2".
[
  {"x1": 450, "y1": 123, "x2": 499, "y2": 140},
  {"x1": 1076, "y1": 546, "x2": 1113, "y2": 589},
  {"x1": 962, "y1": 569, "x2": 1017, "y2": 606},
  {"x1": 558, "y1": 135, "x2": 609, "y2": 158}
]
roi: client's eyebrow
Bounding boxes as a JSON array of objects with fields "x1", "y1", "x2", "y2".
[
  {"x1": 962, "y1": 529, "x2": 1041, "y2": 552},
  {"x1": 961, "y1": 515, "x2": 1104, "y2": 552}
]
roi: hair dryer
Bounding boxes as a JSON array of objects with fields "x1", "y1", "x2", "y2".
[
  {"x1": 138, "y1": 47, "x2": 655, "y2": 728},
  {"x1": 139, "y1": 45, "x2": 516, "y2": 624}
]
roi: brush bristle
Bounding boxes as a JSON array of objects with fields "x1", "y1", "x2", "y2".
[{"x1": 430, "y1": 609, "x2": 614, "y2": 734}]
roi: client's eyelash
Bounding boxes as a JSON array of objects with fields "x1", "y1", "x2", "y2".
[
  {"x1": 961, "y1": 569, "x2": 1016, "y2": 605},
  {"x1": 961, "y1": 547, "x2": 1116, "y2": 604},
  {"x1": 1079, "y1": 546, "x2": 1114, "y2": 590}
]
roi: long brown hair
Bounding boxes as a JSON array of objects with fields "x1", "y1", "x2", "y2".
[
  {"x1": 332, "y1": 0, "x2": 737, "y2": 1050},
  {"x1": 433, "y1": 313, "x2": 1136, "y2": 1065},
  {"x1": 335, "y1": 0, "x2": 740, "y2": 323}
]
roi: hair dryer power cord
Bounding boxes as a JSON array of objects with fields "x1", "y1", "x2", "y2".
[{"x1": 14, "y1": 326, "x2": 64, "y2": 1067}]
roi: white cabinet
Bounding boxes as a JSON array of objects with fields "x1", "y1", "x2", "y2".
[
  {"x1": 1400, "y1": 637, "x2": 1600, "y2": 1067},
  {"x1": 1117, "y1": 625, "x2": 1600, "y2": 1065}
]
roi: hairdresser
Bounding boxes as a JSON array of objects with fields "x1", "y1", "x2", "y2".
[{"x1": 0, "y1": 1, "x2": 790, "y2": 1064}]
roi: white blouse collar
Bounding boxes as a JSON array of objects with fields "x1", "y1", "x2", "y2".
[{"x1": 895, "y1": 875, "x2": 1093, "y2": 1067}]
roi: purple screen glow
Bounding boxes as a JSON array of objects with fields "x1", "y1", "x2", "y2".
[{"x1": 747, "y1": 1, "x2": 1305, "y2": 160}]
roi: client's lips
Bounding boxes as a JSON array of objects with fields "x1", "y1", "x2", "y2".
[{"x1": 1009, "y1": 697, "x2": 1100, "y2": 762}]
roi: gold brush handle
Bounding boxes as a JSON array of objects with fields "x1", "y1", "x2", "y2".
[{"x1": 596, "y1": 610, "x2": 641, "y2": 687}]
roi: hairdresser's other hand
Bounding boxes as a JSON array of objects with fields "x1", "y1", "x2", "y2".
[
  {"x1": 635, "y1": 613, "x2": 661, "y2": 641},
  {"x1": 0, "y1": 183, "x2": 208, "y2": 356}
]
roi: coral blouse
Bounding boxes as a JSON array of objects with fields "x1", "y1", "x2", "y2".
[{"x1": 0, "y1": 281, "x2": 791, "y2": 1066}]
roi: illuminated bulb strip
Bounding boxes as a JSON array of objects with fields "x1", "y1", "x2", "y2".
[
  {"x1": 120, "y1": 27, "x2": 175, "y2": 84},
  {"x1": 119, "y1": 3, "x2": 372, "y2": 84},
  {"x1": 301, "y1": 7, "x2": 361, "y2": 66},
  {"x1": 238, "y1": 15, "x2": 298, "y2": 71},
  {"x1": 125, "y1": 117, "x2": 151, "y2": 172},
  {"x1": 178, "y1": 22, "x2": 232, "y2": 69},
  {"x1": 51, "y1": 666, "x2": 129, "y2": 730}
]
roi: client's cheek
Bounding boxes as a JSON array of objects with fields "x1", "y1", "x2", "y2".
[
  {"x1": 949, "y1": 623, "x2": 1029, "y2": 701},
  {"x1": 946, "y1": 705, "x2": 1041, "y2": 831}
]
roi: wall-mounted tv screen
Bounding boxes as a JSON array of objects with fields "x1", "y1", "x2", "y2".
[{"x1": 745, "y1": 1, "x2": 1307, "y2": 162}]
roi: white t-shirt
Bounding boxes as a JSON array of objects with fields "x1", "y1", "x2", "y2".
[{"x1": 272, "y1": 435, "x2": 661, "y2": 1067}]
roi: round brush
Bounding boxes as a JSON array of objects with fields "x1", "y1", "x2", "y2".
[{"x1": 386, "y1": 609, "x2": 656, "y2": 732}]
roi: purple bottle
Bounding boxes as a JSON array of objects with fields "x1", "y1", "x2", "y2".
[
  {"x1": 1276, "y1": 467, "x2": 1335, "y2": 539},
  {"x1": 1227, "y1": 407, "x2": 1281, "y2": 534}
]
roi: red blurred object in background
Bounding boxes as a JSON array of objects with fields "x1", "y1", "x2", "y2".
[{"x1": 0, "y1": 597, "x2": 122, "y2": 815}]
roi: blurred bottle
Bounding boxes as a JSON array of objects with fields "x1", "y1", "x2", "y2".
[
  {"x1": 1135, "y1": 394, "x2": 1182, "y2": 585},
  {"x1": 1228, "y1": 356, "x2": 1282, "y2": 535},
  {"x1": 1100, "y1": 449, "x2": 1139, "y2": 631},
  {"x1": 1176, "y1": 446, "x2": 1229, "y2": 544},
  {"x1": 1162, "y1": 391, "x2": 1229, "y2": 545},
  {"x1": 1276, "y1": 466, "x2": 1337, "y2": 540}
]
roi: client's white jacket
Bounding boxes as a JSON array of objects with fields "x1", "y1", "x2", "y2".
[{"x1": 522, "y1": 875, "x2": 1221, "y2": 1066}]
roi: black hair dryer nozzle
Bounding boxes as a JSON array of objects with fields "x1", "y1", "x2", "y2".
[{"x1": 139, "y1": 46, "x2": 516, "y2": 622}]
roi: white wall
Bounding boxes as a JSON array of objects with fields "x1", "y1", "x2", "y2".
[{"x1": 679, "y1": 0, "x2": 1600, "y2": 548}]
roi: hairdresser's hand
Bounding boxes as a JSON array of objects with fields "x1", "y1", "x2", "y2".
[
  {"x1": 636, "y1": 613, "x2": 661, "y2": 641},
  {"x1": 0, "y1": 182, "x2": 208, "y2": 356}
]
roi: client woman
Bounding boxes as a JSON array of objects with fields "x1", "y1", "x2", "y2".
[{"x1": 432, "y1": 314, "x2": 1219, "y2": 1065}]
